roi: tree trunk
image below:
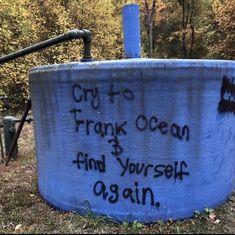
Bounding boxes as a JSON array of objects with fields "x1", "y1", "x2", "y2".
[
  {"x1": 144, "y1": 0, "x2": 156, "y2": 58},
  {"x1": 178, "y1": 0, "x2": 195, "y2": 58},
  {"x1": 182, "y1": 31, "x2": 187, "y2": 58},
  {"x1": 189, "y1": 25, "x2": 195, "y2": 58},
  {"x1": 188, "y1": 0, "x2": 195, "y2": 58},
  {"x1": 149, "y1": 23, "x2": 153, "y2": 57}
]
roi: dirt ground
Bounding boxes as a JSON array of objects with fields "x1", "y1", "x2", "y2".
[{"x1": 0, "y1": 123, "x2": 235, "y2": 234}]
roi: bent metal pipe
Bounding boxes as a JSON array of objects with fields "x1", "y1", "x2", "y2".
[{"x1": 0, "y1": 29, "x2": 92, "y2": 64}]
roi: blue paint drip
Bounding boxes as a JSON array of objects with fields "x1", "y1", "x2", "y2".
[{"x1": 122, "y1": 4, "x2": 141, "y2": 58}]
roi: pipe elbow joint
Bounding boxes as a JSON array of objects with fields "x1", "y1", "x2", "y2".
[
  {"x1": 81, "y1": 29, "x2": 92, "y2": 43},
  {"x1": 65, "y1": 29, "x2": 92, "y2": 42}
]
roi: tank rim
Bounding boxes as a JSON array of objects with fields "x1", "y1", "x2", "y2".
[{"x1": 30, "y1": 58, "x2": 235, "y2": 74}]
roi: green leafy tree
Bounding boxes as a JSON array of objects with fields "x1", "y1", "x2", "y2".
[
  {"x1": 205, "y1": 0, "x2": 235, "y2": 59},
  {"x1": 141, "y1": 0, "x2": 215, "y2": 59},
  {"x1": 0, "y1": 0, "x2": 36, "y2": 112},
  {"x1": 0, "y1": 0, "x2": 123, "y2": 112}
]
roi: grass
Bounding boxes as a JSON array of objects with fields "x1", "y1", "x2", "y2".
[{"x1": 0, "y1": 123, "x2": 235, "y2": 234}]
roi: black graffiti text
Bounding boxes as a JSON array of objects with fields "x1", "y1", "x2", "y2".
[
  {"x1": 70, "y1": 108, "x2": 127, "y2": 137},
  {"x1": 117, "y1": 157, "x2": 189, "y2": 181},
  {"x1": 108, "y1": 135, "x2": 123, "y2": 157},
  {"x1": 107, "y1": 83, "x2": 135, "y2": 104},
  {"x1": 93, "y1": 180, "x2": 160, "y2": 208},
  {"x1": 72, "y1": 84, "x2": 100, "y2": 110},
  {"x1": 72, "y1": 151, "x2": 106, "y2": 173},
  {"x1": 135, "y1": 114, "x2": 190, "y2": 141}
]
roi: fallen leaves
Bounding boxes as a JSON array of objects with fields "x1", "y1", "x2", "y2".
[
  {"x1": 208, "y1": 212, "x2": 220, "y2": 224},
  {"x1": 14, "y1": 224, "x2": 22, "y2": 231}
]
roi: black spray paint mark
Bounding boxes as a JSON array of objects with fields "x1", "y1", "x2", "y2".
[
  {"x1": 218, "y1": 75, "x2": 235, "y2": 114},
  {"x1": 72, "y1": 84, "x2": 100, "y2": 110},
  {"x1": 135, "y1": 114, "x2": 190, "y2": 141},
  {"x1": 108, "y1": 136, "x2": 123, "y2": 157},
  {"x1": 107, "y1": 83, "x2": 135, "y2": 104},
  {"x1": 93, "y1": 180, "x2": 161, "y2": 208},
  {"x1": 70, "y1": 108, "x2": 128, "y2": 137},
  {"x1": 116, "y1": 157, "x2": 189, "y2": 181},
  {"x1": 72, "y1": 151, "x2": 106, "y2": 173}
]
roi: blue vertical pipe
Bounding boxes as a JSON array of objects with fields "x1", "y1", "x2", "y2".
[{"x1": 122, "y1": 4, "x2": 141, "y2": 58}]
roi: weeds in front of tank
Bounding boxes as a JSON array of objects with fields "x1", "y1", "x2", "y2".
[
  {"x1": 82, "y1": 200, "x2": 92, "y2": 216},
  {"x1": 121, "y1": 220, "x2": 143, "y2": 234},
  {"x1": 204, "y1": 208, "x2": 214, "y2": 215},
  {"x1": 156, "y1": 220, "x2": 164, "y2": 233},
  {"x1": 81, "y1": 200, "x2": 114, "y2": 229},
  {"x1": 175, "y1": 226, "x2": 181, "y2": 234},
  {"x1": 194, "y1": 208, "x2": 219, "y2": 223},
  {"x1": 194, "y1": 210, "x2": 201, "y2": 218}
]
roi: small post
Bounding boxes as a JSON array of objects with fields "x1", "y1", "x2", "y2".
[
  {"x1": 3, "y1": 116, "x2": 18, "y2": 160},
  {"x1": 5, "y1": 99, "x2": 32, "y2": 165}
]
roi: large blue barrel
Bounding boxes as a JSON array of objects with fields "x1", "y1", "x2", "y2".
[{"x1": 29, "y1": 59, "x2": 235, "y2": 223}]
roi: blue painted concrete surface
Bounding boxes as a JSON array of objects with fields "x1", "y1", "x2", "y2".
[{"x1": 29, "y1": 59, "x2": 235, "y2": 223}]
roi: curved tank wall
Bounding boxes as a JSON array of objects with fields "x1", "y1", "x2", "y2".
[{"x1": 29, "y1": 59, "x2": 235, "y2": 223}]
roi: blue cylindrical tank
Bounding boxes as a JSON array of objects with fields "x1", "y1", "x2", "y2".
[{"x1": 29, "y1": 59, "x2": 235, "y2": 223}]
